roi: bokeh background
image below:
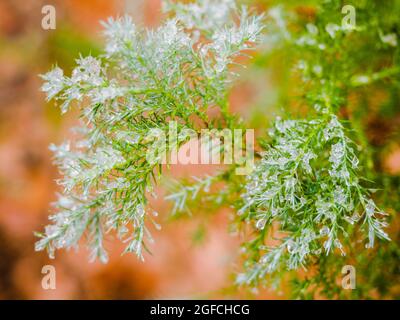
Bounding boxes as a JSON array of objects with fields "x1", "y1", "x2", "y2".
[
  {"x1": 1, "y1": 0, "x2": 399, "y2": 300},
  {"x1": 0, "y1": 0, "x2": 272, "y2": 300}
]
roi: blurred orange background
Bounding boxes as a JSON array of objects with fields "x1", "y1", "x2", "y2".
[
  {"x1": 0, "y1": 0, "x2": 272, "y2": 300},
  {"x1": 4, "y1": 0, "x2": 398, "y2": 300}
]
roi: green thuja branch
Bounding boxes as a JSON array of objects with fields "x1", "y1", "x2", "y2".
[
  {"x1": 37, "y1": 0, "x2": 399, "y2": 299},
  {"x1": 36, "y1": 0, "x2": 263, "y2": 262},
  {"x1": 233, "y1": 0, "x2": 398, "y2": 297}
]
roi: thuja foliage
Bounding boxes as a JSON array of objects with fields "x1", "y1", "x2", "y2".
[
  {"x1": 37, "y1": 0, "x2": 263, "y2": 262},
  {"x1": 235, "y1": 0, "x2": 399, "y2": 298},
  {"x1": 38, "y1": 0, "x2": 400, "y2": 298}
]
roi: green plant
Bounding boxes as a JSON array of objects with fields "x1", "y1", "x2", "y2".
[
  {"x1": 37, "y1": 0, "x2": 400, "y2": 299},
  {"x1": 36, "y1": 0, "x2": 263, "y2": 262}
]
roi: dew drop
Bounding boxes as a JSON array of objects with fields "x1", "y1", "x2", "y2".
[
  {"x1": 287, "y1": 239, "x2": 296, "y2": 254},
  {"x1": 255, "y1": 218, "x2": 266, "y2": 230},
  {"x1": 320, "y1": 226, "x2": 330, "y2": 236}
]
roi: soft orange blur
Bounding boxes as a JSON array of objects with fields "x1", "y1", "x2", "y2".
[{"x1": 0, "y1": 0, "x2": 271, "y2": 300}]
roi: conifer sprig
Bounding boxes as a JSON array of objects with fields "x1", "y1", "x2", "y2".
[{"x1": 36, "y1": 0, "x2": 263, "y2": 262}]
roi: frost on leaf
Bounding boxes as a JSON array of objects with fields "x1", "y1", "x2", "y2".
[
  {"x1": 239, "y1": 115, "x2": 390, "y2": 282},
  {"x1": 37, "y1": 0, "x2": 263, "y2": 262}
]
